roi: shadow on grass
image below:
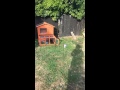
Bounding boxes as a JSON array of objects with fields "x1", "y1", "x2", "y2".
[
  {"x1": 67, "y1": 44, "x2": 85, "y2": 90},
  {"x1": 35, "y1": 39, "x2": 39, "y2": 47}
]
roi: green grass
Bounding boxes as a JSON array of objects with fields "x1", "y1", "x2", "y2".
[{"x1": 35, "y1": 36, "x2": 85, "y2": 90}]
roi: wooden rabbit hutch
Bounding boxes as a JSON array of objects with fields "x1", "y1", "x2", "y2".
[{"x1": 36, "y1": 22, "x2": 59, "y2": 46}]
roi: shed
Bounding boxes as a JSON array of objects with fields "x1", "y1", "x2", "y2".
[{"x1": 36, "y1": 22, "x2": 59, "y2": 46}]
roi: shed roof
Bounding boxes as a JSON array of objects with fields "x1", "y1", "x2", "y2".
[{"x1": 36, "y1": 22, "x2": 55, "y2": 27}]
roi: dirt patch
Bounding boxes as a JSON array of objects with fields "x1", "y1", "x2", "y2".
[
  {"x1": 35, "y1": 81, "x2": 46, "y2": 90},
  {"x1": 49, "y1": 78, "x2": 66, "y2": 90}
]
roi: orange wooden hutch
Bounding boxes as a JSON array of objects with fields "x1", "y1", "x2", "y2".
[{"x1": 36, "y1": 22, "x2": 59, "y2": 46}]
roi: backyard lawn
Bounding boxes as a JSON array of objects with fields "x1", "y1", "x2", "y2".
[{"x1": 35, "y1": 36, "x2": 85, "y2": 90}]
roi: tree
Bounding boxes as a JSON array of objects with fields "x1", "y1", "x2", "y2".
[{"x1": 35, "y1": 0, "x2": 85, "y2": 21}]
